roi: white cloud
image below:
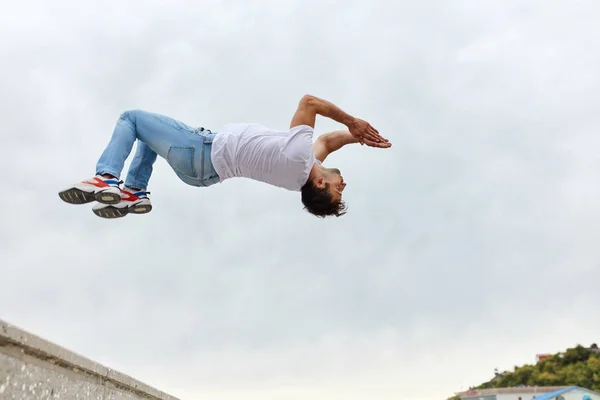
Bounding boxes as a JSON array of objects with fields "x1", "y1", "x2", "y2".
[{"x1": 1, "y1": 0, "x2": 600, "y2": 399}]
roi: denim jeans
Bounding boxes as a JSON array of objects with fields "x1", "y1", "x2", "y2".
[{"x1": 95, "y1": 109, "x2": 220, "y2": 189}]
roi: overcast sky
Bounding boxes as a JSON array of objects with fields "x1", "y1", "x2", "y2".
[{"x1": 1, "y1": 0, "x2": 600, "y2": 399}]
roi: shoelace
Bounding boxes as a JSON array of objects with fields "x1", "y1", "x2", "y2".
[
  {"x1": 133, "y1": 191, "x2": 151, "y2": 198},
  {"x1": 102, "y1": 178, "x2": 123, "y2": 187}
]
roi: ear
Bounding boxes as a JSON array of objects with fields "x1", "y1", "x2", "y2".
[{"x1": 316, "y1": 176, "x2": 326, "y2": 188}]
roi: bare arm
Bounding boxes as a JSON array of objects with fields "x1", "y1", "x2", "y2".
[
  {"x1": 290, "y1": 94, "x2": 390, "y2": 146},
  {"x1": 290, "y1": 95, "x2": 356, "y2": 129},
  {"x1": 313, "y1": 129, "x2": 390, "y2": 162},
  {"x1": 313, "y1": 130, "x2": 358, "y2": 162}
]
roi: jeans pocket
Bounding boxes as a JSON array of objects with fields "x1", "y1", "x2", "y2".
[{"x1": 167, "y1": 146, "x2": 198, "y2": 178}]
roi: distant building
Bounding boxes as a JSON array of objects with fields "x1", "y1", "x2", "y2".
[
  {"x1": 536, "y1": 345, "x2": 599, "y2": 363},
  {"x1": 536, "y1": 354, "x2": 552, "y2": 362},
  {"x1": 528, "y1": 386, "x2": 600, "y2": 400},
  {"x1": 456, "y1": 386, "x2": 600, "y2": 400},
  {"x1": 588, "y1": 344, "x2": 600, "y2": 355}
]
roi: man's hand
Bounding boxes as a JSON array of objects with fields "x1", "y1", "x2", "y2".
[
  {"x1": 314, "y1": 129, "x2": 391, "y2": 162},
  {"x1": 290, "y1": 94, "x2": 391, "y2": 148},
  {"x1": 347, "y1": 118, "x2": 391, "y2": 148}
]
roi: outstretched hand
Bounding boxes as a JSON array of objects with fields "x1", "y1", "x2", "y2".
[{"x1": 348, "y1": 118, "x2": 391, "y2": 148}]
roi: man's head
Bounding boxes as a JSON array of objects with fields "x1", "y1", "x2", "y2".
[{"x1": 301, "y1": 165, "x2": 347, "y2": 218}]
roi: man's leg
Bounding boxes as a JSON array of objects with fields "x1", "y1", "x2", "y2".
[
  {"x1": 57, "y1": 116, "x2": 131, "y2": 206},
  {"x1": 95, "y1": 111, "x2": 158, "y2": 182},
  {"x1": 91, "y1": 141, "x2": 157, "y2": 218},
  {"x1": 124, "y1": 141, "x2": 157, "y2": 191},
  {"x1": 95, "y1": 109, "x2": 202, "y2": 180},
  {"x1": 92, "y1": 109, "x2": 208, "y2": 218},
  {"x1": 59, "y1": 109, "x2": 202, "y2": 216},
  {"x1": 59, "y1": 110, "x2": 151, "y2": 206}
]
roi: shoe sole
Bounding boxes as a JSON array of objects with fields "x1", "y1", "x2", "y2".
[
  {"x1": 94, "y1": 191, "x2": 121, "y2": 205},
  {"x1": 59, "y1": 188, "x2": 121, "y2": 205},
  {"x1": 93, "y1": 203, "x2": 152, "y2": 219},
  {"x1": 58, "y1": 188, "x2": 96, "y2": 204},
  {"x1": 93, "y1": 206, "x2": 128, "y2": 219},
  {"x1": 131, "y1": 205, "x2": 152, "y2": 214}
]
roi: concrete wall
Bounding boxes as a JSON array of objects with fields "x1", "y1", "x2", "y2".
[
  {"x1": 495, "y1": 388, "x2": 600, "y2": 400},
  {"x1": 497, "y1": 393, "x2": 546, "y2": 400},
  {"x1": 461, "y1": 387, "x2": 568, "y2": 400},
  {"x1": 496, "y1": 390, "x2": 560, "y2": 400},
  {"x1": 0, "y1": 319, "x2": 179, "y2": 400}
]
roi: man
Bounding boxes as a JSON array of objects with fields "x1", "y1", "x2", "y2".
[{"x1": 58, "y1": 94, "x2": 391, "y2": 219}]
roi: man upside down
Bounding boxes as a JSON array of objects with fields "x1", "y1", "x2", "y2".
[{"x1": 58, "y1": 94, "x2": 391, "y2": 219}]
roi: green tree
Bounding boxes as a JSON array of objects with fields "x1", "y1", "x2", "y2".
[
  {"x1": 468, "y1": 345, "x2": 600, "y2": 392},
  {"x1": 561, "y1": 345, "x2": 591, "y2": 366},
  {"x1": 588, "y1": 356, "x2": 600, "y2": 391}
]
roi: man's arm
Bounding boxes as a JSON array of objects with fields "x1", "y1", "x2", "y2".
[
  {"x1": 313, "y1": 129, "x2": 391, "y2": 162},
  {"x1": 313, "y1": 130, "x2": 359, "y2": 162},
  {"x1": 289, "y1": 94, "x2": 390, "y2": 147},
  {"x1": 290, "y1": 94, "x2": 356, "y2": 129}
]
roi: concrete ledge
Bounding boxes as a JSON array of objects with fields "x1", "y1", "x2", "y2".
[{"x1": 0, "y1": 318, "x2": 180, "y2": 400}]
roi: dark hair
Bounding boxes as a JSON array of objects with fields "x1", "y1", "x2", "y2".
[{"x1": 300, "y1": 179, "x2": 347, "y2": 218}]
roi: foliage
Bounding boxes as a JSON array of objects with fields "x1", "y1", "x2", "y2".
[
  {"x1": 448, "y1": 344, "x2": 600, "y2": 399},
  {"x1": 478, "y1": 345, "x2": 600, "y2": 391}
]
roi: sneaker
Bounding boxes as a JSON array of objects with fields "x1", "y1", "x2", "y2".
[
  {"x1": 92, "y1": 188, "x2": 152, "y2": 219},
  {"x1": 58, "y1": 175, "x2": 122, "y2": 205}
]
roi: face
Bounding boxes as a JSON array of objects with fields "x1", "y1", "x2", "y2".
[{"x1": 318, "y1": 167, "x2": 346, "y2": 201}]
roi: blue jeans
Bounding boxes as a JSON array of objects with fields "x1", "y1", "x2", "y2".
[{"x1": 95, "y1": 110, "x2": 220, "y2": 189}]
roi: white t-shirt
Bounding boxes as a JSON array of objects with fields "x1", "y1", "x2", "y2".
[{"x1": 210, "y1": 123, "x2": 318, "y2": 191}]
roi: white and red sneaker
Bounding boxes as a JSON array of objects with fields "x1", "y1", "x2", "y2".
[
  {"x1": 92, "y1": 188, "x2": 152, "y2": 219},
  {"x1": 58, "y1": 175, "x2": 122, "y2": 205}
]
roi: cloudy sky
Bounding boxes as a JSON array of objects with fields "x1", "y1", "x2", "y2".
[{"x1": 2, "y1": 0, "x2": 600, "y2": 399}]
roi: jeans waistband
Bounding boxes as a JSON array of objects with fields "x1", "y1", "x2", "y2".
[
  {"x1": 196, "y1": 127, "x2": 217, "y2": 141},
  {"x1": 197, "y1": 130, "x2": 219, "y2": 187},
  {"x1": 202, "y1": 132, "x2": 217, "y2": 144}
]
